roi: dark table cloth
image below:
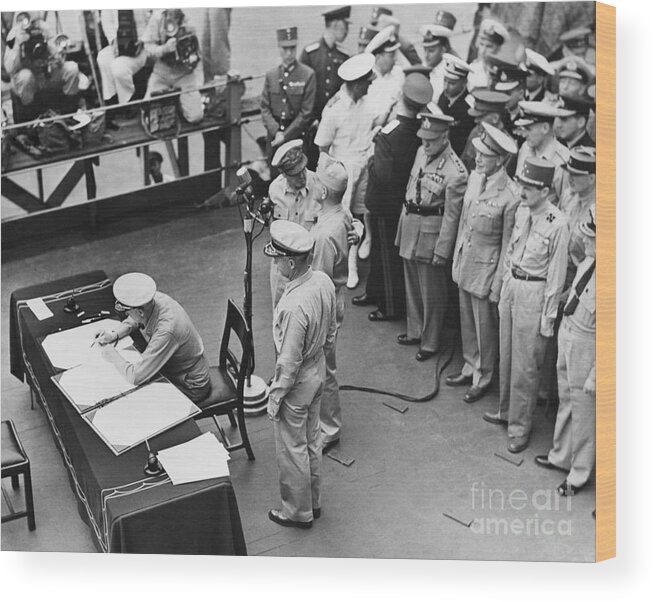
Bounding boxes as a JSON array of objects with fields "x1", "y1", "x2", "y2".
[{"x1": 9, "y1": 271, "x2": 247, "y2": 555}]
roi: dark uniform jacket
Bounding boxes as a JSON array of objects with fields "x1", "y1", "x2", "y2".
[
  {"x1": 260, "y1": 60, "x2": 316, "y2": 142},
  {"x1": 438, "y1": 89, "x2": 476, "y2": 158},
  {"x1": 365, "y1": 115, "x2": 422, "y2": 217},
  {"x1": 560, "y1": 129, "x2": 595, "y2": 148},
  {"x1": 395, "y1": 142, "x2": 468, "y2": 263},
  {"x1": 300, "y1": 37, "x2": 350, "y2": 120}
]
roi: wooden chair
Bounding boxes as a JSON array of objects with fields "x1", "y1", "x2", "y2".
[
  {"x1": 1, "y1": 420, "x2": 36, "y2": 530},
  {"x1": 194, "y1": 299, "x2": 255, "y2": 460}
]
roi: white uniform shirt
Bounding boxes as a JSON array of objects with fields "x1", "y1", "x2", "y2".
[
  {"x1": 368, "y1": 65, "x2": 405, "y2": 121},
  {"x1": 430, "y1": 60, "x2": 446, "y2": 102}
]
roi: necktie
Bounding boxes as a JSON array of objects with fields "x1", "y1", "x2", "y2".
[{"x1": 563, "y1": 260, "x2": 596, "y2": 316}]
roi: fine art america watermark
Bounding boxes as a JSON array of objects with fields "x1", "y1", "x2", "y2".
[{"x1": 470, "y1": 482, "x2": 573, "y2": 536}]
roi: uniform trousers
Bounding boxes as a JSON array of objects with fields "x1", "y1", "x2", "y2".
[
  {"x1": 548, "y1": 318, "x2": 596, "y2": 487},
  {"x1": 366, "y1": 213, "x2": 406, "y2": 317},
  {"x1": 273, "y1": 357, "x2": 325, "y2": 522},
  {"x1": 13, "y1": 62, "x2": 79, "y2": 106},
  {"x1": 459, "y1": 288, "x2": 498, "y2": 390},
  {"x1": 146, "y1": 64, "x2": 204, "y2": 124},
  {"x1": 498, "y1": 277, "x2": 549, "y2": 439},
  {"x1": 97, "y1": 46, "x2": 147, "y2": 103},
  {"x1": 320, "y1": 287, "x2": 344, "y2": 445},
  {"x1": 403, "y1": 259, "x2": 448, "y2": 353}
]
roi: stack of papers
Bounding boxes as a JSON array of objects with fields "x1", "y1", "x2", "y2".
[
  {"x1": 42, "y1": 319, "x2": 135, "y2": 370},
  {"x1": 157, "y1": 432, "x2": 231, "y2": 485}
]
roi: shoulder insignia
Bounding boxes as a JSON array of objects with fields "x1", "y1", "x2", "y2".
[
  {"x1": 381, "y1": 119, "x2": 399, "y2": 135},
  {"x1": 450, "y1": 151, "x2": 467, "y2": 174},
  {"x1": 335, "y1": 42, "x2": 351, "y2": 56},
  {"x1": 546, "y1": 212, "x2": 555, "y2": 223},
  {"x1": 305, "y1": 42, "x2": 320, "y2": 53}
]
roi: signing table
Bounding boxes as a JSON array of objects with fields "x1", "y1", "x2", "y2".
[{"x1": 9, "y1": 271, "x2": 247, "y2": 555}]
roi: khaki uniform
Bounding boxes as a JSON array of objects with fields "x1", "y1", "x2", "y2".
[
  {"x1": 311, "y1": 205, "x2": 352, "y2": 445},
  {"x1": 268, "y1": 171, "x2": 321, "y2": 308},
  {"x1": 452, "y1": 169, "x2": 519, "y2": 389},
  {"x1": 559, "y1": 185, "x2": 595, "y2": 275},
  {"x1": 270, "y1": 269, "x2": 337, "y2": 523},
  {"x1": 120, "y1": 292, "x2": 211, "y2": 402},
  {"x1": 395, "y1": 143, "x2": 468, "y2": 352},
  {"x1": 548, "y1": 257, "x2": 596, "y2": 487},
  {"x1": 496, "y1": 203, "x2": 570, "y2": 440}
]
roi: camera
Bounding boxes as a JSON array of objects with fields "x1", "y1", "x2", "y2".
[
  {"x1": 20, "y1": 31, "x2": 49, "y2": 62},
  {"x1": 162, "y1": 9, "x2": 200, "y2": 70}
]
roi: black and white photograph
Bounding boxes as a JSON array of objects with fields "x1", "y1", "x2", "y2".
[{"x1": 1, "y1": 0, "x2": 610, "y2": 568}]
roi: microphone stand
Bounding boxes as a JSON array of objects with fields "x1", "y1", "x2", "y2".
[{"x1": 234, "y1": 183, "x2": 271, "y2": 416}]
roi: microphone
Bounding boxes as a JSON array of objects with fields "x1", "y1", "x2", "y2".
[{"x1": 235, "y1": 166, "x2": 253, "y2": 195}]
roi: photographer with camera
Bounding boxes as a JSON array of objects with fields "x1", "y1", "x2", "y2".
[
  {"x1": 142, "y1": 8, "x2": 203, "y2": 124},
  {"x1": 4, "y1": 11, "x2": 80, "y2": 120},
  {"x1": 96, "y1": 10, "x2": 149, "y2": 115}
]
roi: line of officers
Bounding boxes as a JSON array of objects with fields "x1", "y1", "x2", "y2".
[{"x1": 258, "y1": 8, "x2": 597, "y2": 528}]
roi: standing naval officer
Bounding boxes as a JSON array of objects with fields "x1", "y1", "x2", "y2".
[
  {"x1": 369, "y1": 6, "x2": 421, "y2": 66},
  {"x1": 449, "y1": 123, "x2": 519, "y2": 403},
  {"x1": 419, "y1": 22, "x2": 454, "y2": 103},
  {"x1": 96, "y1": 273, "x2": 211, "y2": 403},
  {"x1": 395, "y1": 112, "x2": 468, "y2": 361},
  {"x1": 265, "y1": 221, "x2": 337, "y2": 529},
  {"x1": 311, "y1": 154, "x2": 352, "y2": 454},
  {"x1": 300, "y1": 5, "x2": 351, "y2": 170},
  {"x1": 260, "y1": 27, "x2": 316, "y2": 164},
  {"x1": 483, "y1": 158, "x2": 569, "y2": 453},
  {"x1": 268, "y1": 139, "x2": 322, "y2": 308},
  {"x1": 360, "y1": 73, "x2": 433, "y2": 321},
  {"x1": 437, "y1": 53, "x2": 475, "y2": 157}
]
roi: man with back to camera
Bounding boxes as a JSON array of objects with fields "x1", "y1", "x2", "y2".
[{"x1": 95, "y1": 272, "x2": 211, "y2": 403}]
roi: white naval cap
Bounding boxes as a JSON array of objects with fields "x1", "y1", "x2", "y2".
[
  {"x1": 338, "y1": 52, "x2": 375, "y2": 81},
  {"x1": 365, "y1": 24, "x2": 400, "y2": 54},
  {"x1": 264, "y1": 220, "x2": 315, "y2": 258},
  {"x1": 113, "y1": 273, "x2": 157, "y2": 308}
]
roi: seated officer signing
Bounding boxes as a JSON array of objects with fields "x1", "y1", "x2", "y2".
[
  {"x1": 96, "y1": 273, "x2": 211, "y2": 403},
  {"x1": 142, "y1": 9, "x2": 204, "y2": 124},
  {"x1": 260, "y1": 27, "x2": 317, "y2": 159},
  {"x1": 4, "y1": 12, "x2": 80, "y2": 118}
]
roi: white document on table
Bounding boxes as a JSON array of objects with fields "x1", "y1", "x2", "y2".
[
  {"x1": 157, "y1": 432, "x2": 231, "y2": 485},
  {"x1": 26, "y1": 297, "x2": 54, "y2": 321},
  {"x1": 42, "y1": 318, "x2": 133, "y2": 370},
  {"x1": 89, "y1": 382, "x2": 199, "y2": 452}
]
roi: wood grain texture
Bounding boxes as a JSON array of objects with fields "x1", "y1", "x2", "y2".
[{"x1": 595, "y1": 1, "x2": 616, "y2": 562}]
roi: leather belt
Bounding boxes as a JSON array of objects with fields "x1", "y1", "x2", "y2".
[
  {"x1": 404, "y1": 202, "x2": 444, "y2": 216},
  {"x1": 511, "y1": 267, "x2": 546, "y2": 282}
]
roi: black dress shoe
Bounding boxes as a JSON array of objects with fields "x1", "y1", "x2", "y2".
[
  {"x1": 313, "y1": 508, "x2": 321, "y2": 519},
  {"x1": 268, "y1": 509, "x2": 312, "y2": 529},
  {"x1": 507, "y1": 437, "x2": 529, "y2": 454},
  {"x1": 534, "y1": 455, "x2": 567, "y2": 471},
  {"x1": 415, "y1": 349, "x2": 437, "y2": 361},
  {"x1": 368, "y1": 309, "x2": 398, "y2": 321},
  {"x1": 322, "y1": 438, "x2": 340, "y2": 455},
  {"x1": 556, "y1": 480, "x2": 582, "y2": 497},
  {"x1": 463, "y1": 385, "x2": 487, "y2": 403},
  {"x1": 352, "y1": 294, "x2": 375, "y2": 306},
  {"x1": 483, "y1": 411, "x2": 508, "y2": 426},
  {"x1": 397, "y1": 334, "x2": 420, "y2": 346},
  {"x1": 445, "y1": 373, "x2": 473, "y2": 387}
]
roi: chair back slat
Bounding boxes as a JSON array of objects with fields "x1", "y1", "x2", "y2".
[{"x1": 219, "y1": 299, "x2": 253, "y2": 396}]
